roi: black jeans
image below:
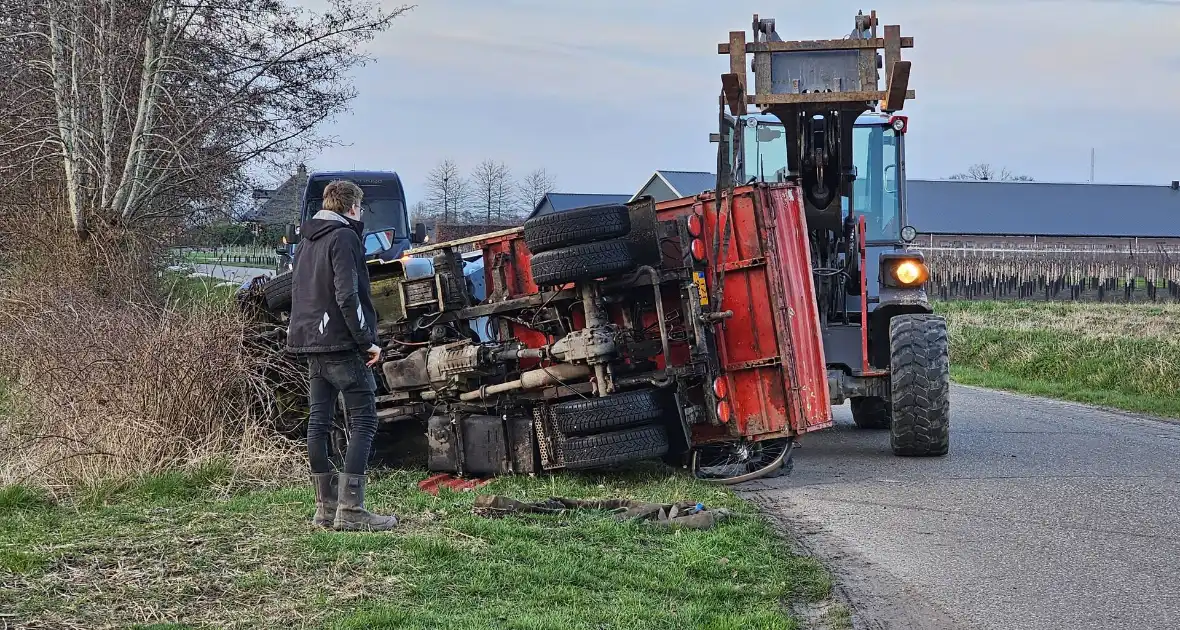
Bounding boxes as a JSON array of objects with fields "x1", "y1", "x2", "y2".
[{"x1": 305, "y1": 351, "x2": 380, "y2": 475}]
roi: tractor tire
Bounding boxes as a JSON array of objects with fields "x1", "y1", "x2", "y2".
[
  {"x1": 851, "y1": 396, "x2": 891, "y2": 430},
  {"x1": 888, "y1": 314, "x2": 951, "y2": 457},
  {"x1": 552, "y1": 389, "x2": 670, "y2": 436},
  {"x1": 530, "y1": 238, "x2": 636, "y2": 286},
  {"x1": 561, "y1": 424, "x2": 669, "y2": 470},
  {"x1": 264, "y1": 271, "x2": 293, "y2": 314},
  {"x1": 523, "y1": 203, "x2": 631, "y2": 254}
]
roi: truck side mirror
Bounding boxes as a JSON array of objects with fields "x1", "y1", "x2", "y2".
[
  {"x1": 284, "y1": 223, "x2": 299, "y2": 245},
  {"x1": 412, "y1": 222, "x2": 427, "y2": 244}
]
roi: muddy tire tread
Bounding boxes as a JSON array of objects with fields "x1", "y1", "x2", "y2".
[
  {"x1": 889, "y1": 314, "x2": 951, "y2": 457},
  {"x1": 523, "y1": 203, "x2": 631, "y2": 254},
  {"x1": 851, "y1": 396, "x2": 891, "y2": 430},
  {"x1": 264, "y1": 271, "x2": 293, "y2": 313},
  {"x1": 561, "y1": 425, "x2": 669, "y2": 470},
  {"x1": 553, "y1": 389, "x2": 669, "y2": 436},
  {"x1": 530, "y1": 239, "x2": 636, "y2": 286}
]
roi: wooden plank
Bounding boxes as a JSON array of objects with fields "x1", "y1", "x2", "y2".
[
  {"x1": 883, "y1": 25, "x2": 902, "y2": 80},
  {"x1": 403, "y1": 226, "x2": 523, "y2": 257},
  {"x1": 727, "y1": 30, "x2": 747, "y2": 113},
  {"x1": 722, "y1": 73, "x2": 746, "y2": 116},
  {"x1": 882, "y1": 60, "x2": 912, "y2": 112},
  {"x1": 720, "y1": 37, "x2": 913, "y2": 54},
  {"x1": 749, "y1": 90, "x2": 915, "y2": 105}
]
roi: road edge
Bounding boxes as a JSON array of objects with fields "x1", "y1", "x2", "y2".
[{"x1": 746, "y1": 491, "x2": 971, "y2": 630}]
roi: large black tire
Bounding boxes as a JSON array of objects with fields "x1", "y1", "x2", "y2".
[
  {"x1": 561, "y1": 424, "x2": 669, "y2": 470},
  {"x1": 530, "y1": 238, "x2": 636, "y2": 286},
  {"x1": 553, "y1": 389, "x2": 669, "y2": 436},
  {"x1": 888, "y1": 314, "x2": 950, "y2": 457},
  {"x1": 851, "y1": 396, "x2": 891, "y2": 430},
  {"x1": 523, "y1": 203, "x2": 631, "y2": 254},
  {"x1": 264, "y1": 271, "x2": 293, "y2": 313}
]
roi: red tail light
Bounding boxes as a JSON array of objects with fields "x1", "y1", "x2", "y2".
[
  {"x1": 712, "y1": 377, "x2": 729, "y2": 399},
  {"x1": 687, "y1": 213, "x2": 703, "y2": 237},
  {"x1": 690, "y1": 238, "x2": 706, "y2": 261},
  {"x1": 716, "y1": 402, "x2": 732, "y2": 424}
]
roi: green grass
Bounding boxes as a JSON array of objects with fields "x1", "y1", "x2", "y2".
[
  {"x1": 0, "y1": 464, "x2": 831, "y2": 629},
  {"x1": 158, "y1": 270, "x2": 239, "y2": 310},
  {"x1": 939, "y1": 301, "x2": 1180, "y2": 418}
]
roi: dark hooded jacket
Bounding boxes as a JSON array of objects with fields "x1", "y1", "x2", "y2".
[{"x1": 286, "y1": 210, "x2": 378, "y2": 354}]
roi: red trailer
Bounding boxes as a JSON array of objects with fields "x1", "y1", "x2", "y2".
[{"x1": 369, "y1": 181, "x2": 833, "y2": 482}]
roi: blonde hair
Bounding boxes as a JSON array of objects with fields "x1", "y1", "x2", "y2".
[{"x1": 322, "y1": 180, "x2": 364, "y2": 215}]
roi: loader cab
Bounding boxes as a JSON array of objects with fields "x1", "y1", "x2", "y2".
[
  {"x1": 279, "y1": 171, "x2": 428, "y2": 270},
  {"x1": 729, "y1": 112, "x2": 908, "y2": 246},
  {"x1": 723, "y1": 112, "x2": 913, "y2": 312}
]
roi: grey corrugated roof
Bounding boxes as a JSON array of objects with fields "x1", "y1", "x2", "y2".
[
  {"x1": 906, "y1": 179, "x2": 1180, "y2": 238},
  {"x1": 658, "y1": 171, "x2": 717, "y2": 198},
  {"x1": 529, "y1": 193, "x2": 632, "y2": 219}
]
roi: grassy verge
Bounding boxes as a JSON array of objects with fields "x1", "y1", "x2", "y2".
[
  {"x1": 159, "y1": 270, "x2": 241, "y2": 309},
  {"x1": 939, "y1": 301, "x2": 1180, "y2": 418},
  {"x1": 0, "y1": 464, "x2": 831, "y2": 630}
]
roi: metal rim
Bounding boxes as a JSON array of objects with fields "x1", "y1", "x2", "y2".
[{"x1": 691, "y1": 438, "x2": 795, "y2": 485}]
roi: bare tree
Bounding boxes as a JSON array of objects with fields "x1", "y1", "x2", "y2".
[
  {"x1": 425, "y1": 159, "x2": 469, "y2": 223},
  {"x1": 493, "y1": 168, "x2": 518, "y2": 223},
  {"x1": 0, "y1": 0, "x2": 411, "y2": 240},
  {"x1": 950, "y1": 163, "x2": 1034, "y2": 182},
  {"x1": 472, "y1": 160, "x2": 515, "y2": 224},
  {"x1": 518, "y1": 168, "x2": 557, "y2": 215},
  {"x1": 409, "y1": 200, "x2": 433, "y2": 225}
]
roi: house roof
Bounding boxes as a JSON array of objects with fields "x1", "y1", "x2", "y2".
[
  {"x1": 529, "y1": 193, "x2": 632, "y2": 219},
  {"x1": 629, "y1": 170, "x2": 717, "y2": 203},
  {"x1": 906, "y1": 179, "x2": 1180, "y2": 238},
  {"x1": 245, "y1": 165, "x2": 308, "y2": 225}
]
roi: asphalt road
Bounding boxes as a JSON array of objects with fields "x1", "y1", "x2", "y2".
[{"x1": 740, "y1": 384, "x2": 1180, "y2": 630}]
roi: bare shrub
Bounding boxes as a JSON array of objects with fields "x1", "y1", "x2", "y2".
[{"x1": 0, "y1": 226, "x2": 304, "y2": 492}]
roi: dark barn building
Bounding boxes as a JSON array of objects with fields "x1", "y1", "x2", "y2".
[{"x1": 905, "y1": 179, "x2": 1180, "y2": 252}]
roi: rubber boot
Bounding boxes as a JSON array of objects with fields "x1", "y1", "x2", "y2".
[
  {"x1": 311, "y1": 472, "x2": 338, "y2": 528},
  {"x1": 333, "y1": 473, "x2": 398, "y2": 531}
]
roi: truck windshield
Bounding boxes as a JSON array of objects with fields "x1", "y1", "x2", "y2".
[
  {"x1": 741, "y1": 120, "x2": 902, "y2": 242},
  {"x1": 303, "y1": 196, "x2": 408, "y2": 238}
]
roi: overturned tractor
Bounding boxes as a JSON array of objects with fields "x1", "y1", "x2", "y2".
[{"x1": 246, "y1": 9, "x2": 948, "y2": 483}]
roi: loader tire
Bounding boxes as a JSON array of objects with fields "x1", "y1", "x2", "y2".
[
  {"x1": 552, "y1": 389, "x2": 670, "y2": 436},
  {"x1": 530, "y1": 238, "x2": 636, "y2": 286},
  {"x1": 264, "y1": 271, "x2": 293, "y2": 314},
  {"x1": 888, "y1": 314, "x2": 950, "y2": 457},
  {"x1": 523, "y1": 203, "x2": 631, "y2": 254},
  {"x1": 851, "y1": 396, "x2": 891, "y2": 430},
  {"x1": 561, "y1": 424, "x2": 669, "y2": 470}
]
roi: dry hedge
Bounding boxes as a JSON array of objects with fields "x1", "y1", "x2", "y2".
[{"x1": 0, "y1": 226, "x2": 304, "y2": 492}]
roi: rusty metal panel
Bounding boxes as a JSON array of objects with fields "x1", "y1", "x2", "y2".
[
  {"x1": 768, "y1": 49, "x2": 863, "y2": 94},
  {"x1": 761, "y1": 186, "x2": 833, "y2": 433},
  {"x1": 750, "y1": 90, "x2": 915, "y2": 105},
  {"x1": 722, "y1": 37, "x2": 914, "y2": 53},
  {"x1": 882, "y1": 60, "x2": 911, "y2": 112}
]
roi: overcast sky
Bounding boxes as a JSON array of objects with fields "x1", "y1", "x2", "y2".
[{"x1": 295, "y1": 0, "x2": 1180, "y2": 203}]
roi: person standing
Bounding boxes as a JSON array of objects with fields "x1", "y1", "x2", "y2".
[{"x1": 286, "y1": 180, "x2": 397, "y2": 531}]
